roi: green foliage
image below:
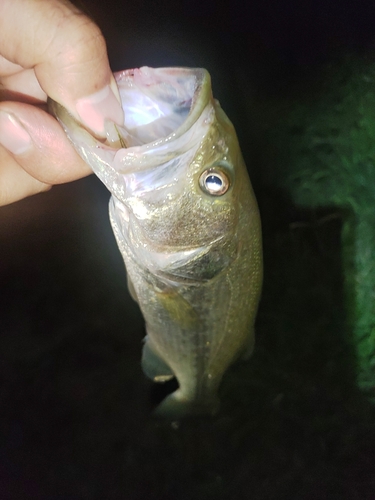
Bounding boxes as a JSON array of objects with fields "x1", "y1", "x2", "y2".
[{"x1": 259, "y1": 54, "x2": 375, "y2": 396}]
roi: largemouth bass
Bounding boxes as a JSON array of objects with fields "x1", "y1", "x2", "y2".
[{"x1": 50, "y1": 67, "x2": 262, "y2": 417}]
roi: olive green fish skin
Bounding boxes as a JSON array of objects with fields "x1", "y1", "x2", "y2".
[{"x1": 50, "y1": 67, "x2": 262, "y2": 417}]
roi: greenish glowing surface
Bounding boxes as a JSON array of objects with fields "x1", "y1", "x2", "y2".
[{"x1": 258, "y1": 54, "x2": 375, "y2": 398}]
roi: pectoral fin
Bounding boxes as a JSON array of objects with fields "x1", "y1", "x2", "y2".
[
  {"x1": 155, "y1": 289, "x2": 200, "y2": 329},
  {"x1": 142, "y1": 338, "x2": 174, "y2": 383}
]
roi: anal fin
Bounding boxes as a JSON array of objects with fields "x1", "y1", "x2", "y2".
[
  {"x1": 240, "y1": 329, "x2": 255, "y2": 361},
  {"x1": 142, "y1": 339, "x2": 174, "y2": 383},
  {"x1": 153, "y1": 389, "x2": 220, "y2": 418}
]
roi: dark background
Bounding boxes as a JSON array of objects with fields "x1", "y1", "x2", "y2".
[{"x1": 1, "y1": 1, "x2": 375, "y2": 499}]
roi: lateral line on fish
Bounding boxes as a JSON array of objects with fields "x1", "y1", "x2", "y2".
[{"x1": 203, "y1": 273, "x2": 233, "y2": 377}]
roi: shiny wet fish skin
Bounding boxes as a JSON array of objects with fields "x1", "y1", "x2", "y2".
[{"x1": 50, "y1": 67, "x2": 262, "y2": 417}]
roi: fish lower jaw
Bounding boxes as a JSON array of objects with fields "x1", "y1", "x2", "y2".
[{"x1": 153, "y1": 388, "x2": 220, "y2": 418}]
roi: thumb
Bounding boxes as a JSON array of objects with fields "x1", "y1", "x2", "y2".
[
  {"x1": 0, "y1": 101, "x2": 92, "y2": 184},
  {"x1": 0, "y1": 0, "x2": 123, "y2": 135}
]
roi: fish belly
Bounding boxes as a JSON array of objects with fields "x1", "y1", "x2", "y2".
[{"x1": 111, "y1": 224, "x2": 260, "y2": 417}]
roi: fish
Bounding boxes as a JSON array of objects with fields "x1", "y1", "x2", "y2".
[{"x1": 50, "y1": 67, "x2": 263, "y2": 417}]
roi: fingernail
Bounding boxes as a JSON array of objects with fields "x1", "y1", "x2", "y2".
[
  {"x1": 75, "y1": 83, "x2": 124, "y2": 136},
  {"x1": 0, "y1": 111, "x2": 32, "y2": 155}
]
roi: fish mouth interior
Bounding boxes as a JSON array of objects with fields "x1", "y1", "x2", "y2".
[{"x1": 115, "y1": 67, "x2": 208, "y2": 146}]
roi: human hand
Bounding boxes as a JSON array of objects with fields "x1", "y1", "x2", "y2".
[{"x1": 0, "y1": 0, "x2": 124, "y2": 206}]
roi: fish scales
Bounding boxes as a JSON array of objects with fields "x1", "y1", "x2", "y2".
[{"x1": 50, "y1": 67, "x2": 263, "y2": 417}]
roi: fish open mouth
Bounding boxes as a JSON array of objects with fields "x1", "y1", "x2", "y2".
[
  {"x1": 49, "y1": 67, "x2": 215, "y2": 201},
  {"x1": 108, "y1": 67, "x2": 212, "y2": 148},
  {"x1": 50, "y1": 67, "x2": 211, "y2": 150}
]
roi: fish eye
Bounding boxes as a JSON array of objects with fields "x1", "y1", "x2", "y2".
[{"x1": 199, "y1": 167, "x2": 230, "y2": 196}]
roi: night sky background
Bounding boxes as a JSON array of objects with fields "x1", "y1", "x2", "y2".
[{"x1": 1, "y1": 0, "x2": 375, "y2": 499}]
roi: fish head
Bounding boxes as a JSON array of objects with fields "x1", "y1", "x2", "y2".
[{"x1": 50, "y1": 67, "x2": 250, "y2": 249}]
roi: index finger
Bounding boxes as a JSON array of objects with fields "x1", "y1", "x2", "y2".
[{"x1": 0, "y1": 0, "x2": 123, "y2": 133}]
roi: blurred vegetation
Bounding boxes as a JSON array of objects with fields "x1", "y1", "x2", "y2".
[{"x1": 254, "y1": 53, "x2": 375, "y2": 399}]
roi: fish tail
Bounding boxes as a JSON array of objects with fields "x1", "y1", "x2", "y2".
[{"x1": 153, "y1": 389, "x2": 220, "y2": 418}]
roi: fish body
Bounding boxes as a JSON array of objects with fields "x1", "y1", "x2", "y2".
[{"x1": 51, "y1": 67, "x2": 262, "y2": 417}]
